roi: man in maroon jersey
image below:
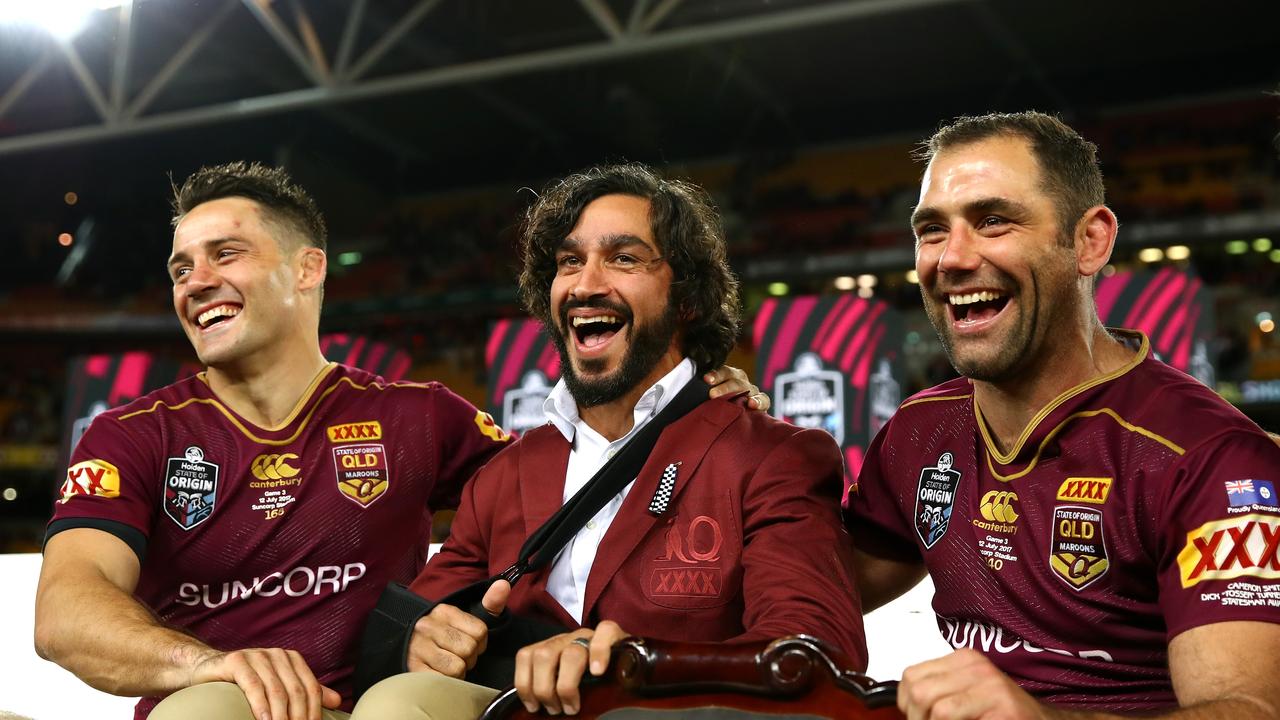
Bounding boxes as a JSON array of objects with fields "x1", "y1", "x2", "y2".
[
  {"x1": 35, "y1": 162, "x2": 762, "y2": 720},
  {"x1": 34, "y1": 162, "x2": 513, "y2": 720},
  {"x1": 844, "y1": 112, "x2": 1280, "y2": 720}
]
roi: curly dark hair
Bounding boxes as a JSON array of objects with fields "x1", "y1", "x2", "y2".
[
  {"x1": 519, "y1": 162, "x2": 741, "y2": 371},
  {"x1": 171, "y1": 161, "x2": 327, "y2": 252},
  {"x1": 917, "y1": 111, "x2": 1106, "y2": 244}
]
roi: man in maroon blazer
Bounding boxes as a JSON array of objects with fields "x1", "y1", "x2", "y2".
[{"x1": 353, "y1": 163, "x2": 865, "y2": 719}]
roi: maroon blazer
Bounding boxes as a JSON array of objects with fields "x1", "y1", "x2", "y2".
[{"x1": 409, "y1": 397, "x2": 867, "y2": 668}]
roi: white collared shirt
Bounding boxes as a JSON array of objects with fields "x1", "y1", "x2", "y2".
[{"x1": 541, "y1": 358, "x2": 696, "y2": 623}]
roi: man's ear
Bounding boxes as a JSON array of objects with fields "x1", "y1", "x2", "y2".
[
  {"x1": 297, "y1": 247, "x2": 327, "y2": 292},
  {"x1": 1075, "y1": 205, "x2": 1118, "y2": 278}
]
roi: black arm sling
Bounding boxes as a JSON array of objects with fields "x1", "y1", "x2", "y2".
[{"x1": 354, "y1": 378, "x2": 710, "y2": 694}]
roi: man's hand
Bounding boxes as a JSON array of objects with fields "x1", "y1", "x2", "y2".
[
  {"x1": 406, "y1": 579, "x2": 510, "y2": 678},
  {"x1": 898, "y1": 650, "x2": 1052, "y2": 720},
  {"x1": 513, "y1": 620, "x2": 630, "y2": 716},
  {"x1": 705, "y1": 365, "x2": 770, "y2": 412},
  {"x1": 189, "y1": 648, "x2": 341, "y2": 720}
]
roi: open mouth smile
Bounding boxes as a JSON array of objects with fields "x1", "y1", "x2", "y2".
[
  {"x1": 946, "y1": 290, "x2": 1010, "y2": 331},
  {"x1": 570, "y1": 313, "x2": 627, "y2": 354},
  {"x1": 194, "y1": 303, "x2": 242, "y2": 332}
]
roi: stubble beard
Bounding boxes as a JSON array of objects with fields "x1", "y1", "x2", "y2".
[{"x1": 925, "y1": 274, "x2": 1039, "y2": 385}]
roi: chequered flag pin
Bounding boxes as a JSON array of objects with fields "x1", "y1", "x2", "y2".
[{"x1": 648, "y1": 462, "x2": 680, "y2": 515}]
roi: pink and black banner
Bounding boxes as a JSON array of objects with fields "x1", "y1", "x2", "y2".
[
  {"x1": 486, "y1": 318, "x2": 560, "y2": 437},
  {"x1": 1094, "y1": 267, "x2": 1215, "y2": 386},
  {"x1": 754, "y1": 295, "x2": 905, "y2": 484},
  {"x1": 62, "y1": 334, "x2": 413, "y2": 463},
  {"x1": 61, "y1": 352, "x2": 185, "y2": 466},
  {"x1": 319, "y1": 333, "x2": 412, "y2": 381}
]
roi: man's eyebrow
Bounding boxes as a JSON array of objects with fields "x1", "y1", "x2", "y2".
[
  {"x1": 558, "y1": 233, "x2": 654, "y2": 252},
  {"x1": 910, "y1": 197, "x2": 1033, "y2": 228},
  {"x1": 166, "y1": 237, "x2": 238, "y2": 269},
  {"x1": 910, "y1": 206, "x2": 944, "y2": 229},
  {"x1": 965, "y1": 197, "x2": 1032, "y2": 218}
]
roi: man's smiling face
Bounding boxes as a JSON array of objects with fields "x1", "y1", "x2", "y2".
[
  {"x1": 169, "y1": 197, "x2": 302, "y2": 369},
  {"x1": 549, "y1": 193, "x2": 683, "y2": 408},
  {"x1": 912, "y1": 135, "x2": 1079, "y2": 384}
]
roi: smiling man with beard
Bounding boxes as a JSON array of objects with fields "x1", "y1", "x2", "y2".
[
  {"x1": 352, "y1": 162, "x2": 865, "y2": 719},
  {"x1": 844, "y1": 112, "x2": 1280, "y2": 720}
]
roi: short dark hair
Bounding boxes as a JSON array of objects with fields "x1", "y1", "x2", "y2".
[
  {"x1": 171, "y1": 161, "x2": 327, "y2": 252},
  {"x1": 918, "y1": 111, "x2": 1106, "y2": 239},
  {"x1": 519, "y1": 162, "x2": 741, "y2": 371}
]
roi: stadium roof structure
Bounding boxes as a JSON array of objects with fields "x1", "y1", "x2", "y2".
[{"x1": 0, "y1": 0, "x2": 1277, "y2": 194}]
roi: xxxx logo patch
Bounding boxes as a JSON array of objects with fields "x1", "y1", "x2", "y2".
[
  {"x1": 1177, "y1": 514, "x2": 1280, "y2": 588},
  {"x1": 60, "y1": 459, "x2": 121, "y2": 503},
  {"x1": 326, "y1": 421, "x2": 382, "y2": 443},
  {"x1": 1057, "y1": 477, "x2": 1112, "y2": 505},
  {"x1": 473, "y1": 411, "x2": 511, "y2": 443},
  {"x1": 649, "y1": 568, "x2": 721, "y2": 597}
]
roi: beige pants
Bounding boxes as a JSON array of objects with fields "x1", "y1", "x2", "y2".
[
  {"x1": 150, "y1": 674, "x2": 499, "y2": 720},
  {"x1": 149, "y1": 682, "x2": 350, "y2": 720},
  {"x1": 353, "y1": 673, "x2": 500, "y2": 720}
]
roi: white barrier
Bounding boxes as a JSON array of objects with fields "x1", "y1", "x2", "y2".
[{"x1": 1, "y1": 552, "x2": 947, "y2": 718}]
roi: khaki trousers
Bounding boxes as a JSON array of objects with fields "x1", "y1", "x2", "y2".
[{"x1": 150, "y1": 674, "x2": 499, "y2": 720}]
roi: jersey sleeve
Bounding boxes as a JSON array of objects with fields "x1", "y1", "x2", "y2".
[
  {"x1": 842, "y1": 418, "x2": 923, "y2": 562},
  {"x1": 1158, "y1": 429, "x2": 1280, "y2": 640},
  {"x1": 427, "y1": 385, "x2": 512, "y2": 510},
  {"x1": 45, "y1": 413, "x2": 161, "y2": 559}
]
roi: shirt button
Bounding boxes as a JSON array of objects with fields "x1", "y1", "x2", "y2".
[
  {"x1": 607, "y1": 449, "x2": 617, "y2": 459},
  {"x1": 586, "y1": 520, "x2": 598, "y2": 530}
]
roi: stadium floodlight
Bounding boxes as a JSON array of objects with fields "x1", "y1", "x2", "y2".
[
  {"x1": 1137, "y1": 247, "x2": 1164, "y2": 263},
  {"x1": 1, "y1": 0, "x2": 128, "y2": 41}
]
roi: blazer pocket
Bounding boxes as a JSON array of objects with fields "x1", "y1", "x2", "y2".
[{"x1": 640, "y1": 492, "x2": 741, "y2": 610}]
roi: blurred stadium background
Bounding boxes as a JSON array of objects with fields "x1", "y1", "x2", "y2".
[{"x1": 2, "y1": 0, "x2": 1280, "y2": 556}]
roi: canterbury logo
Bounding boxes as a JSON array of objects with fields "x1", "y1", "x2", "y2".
[
  {"x1": 1057, "y1": 477, "x2": 1112, "y2": 505},
  {"x1": 979, "y1": 490, "x2": 1020, "y2": 523},
  {"x1": 251, "y1": 453, "x2": 300, "y2": 481},
  {"x1": 327, "y1": 421, "x2": 382, "y2": 443}
]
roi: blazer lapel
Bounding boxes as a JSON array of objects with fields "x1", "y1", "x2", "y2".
[
  {"x1": 514, "y1": 426, "x2": 572, "y2": 612},
  {"x1": 516, "y1": 426, "x2": 571, "y2": 538},
  {"x1": 579, "y1": 400, "x2": 738, "y2": 619}
]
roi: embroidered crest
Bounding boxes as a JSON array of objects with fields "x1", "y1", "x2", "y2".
[
  {"x1": 1049, "y1": 505, "x2": 1109, "y2": 590},
  {"x1": 914, "y1": 451, "x2": 960, "y2": 549},
  {"x1": 164, "y1": 446, "x2": 219, "y2": 530},
  {"x1": 333, "y1": 443, "x2": 389, "y2": 507}
]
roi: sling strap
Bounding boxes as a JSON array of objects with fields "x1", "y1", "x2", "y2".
[{"x1": 354, "y1": 377, "x2": 711, "y2": 694}]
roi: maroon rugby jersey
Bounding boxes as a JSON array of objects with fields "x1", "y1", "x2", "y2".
[
  {"x1": 845, "y1": 331, "x2": 1280, "y2": 711},
  {"x1": 47, "y1": 363, "x2": 510, "y2": 717}
]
